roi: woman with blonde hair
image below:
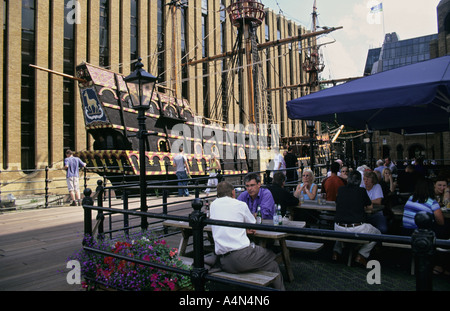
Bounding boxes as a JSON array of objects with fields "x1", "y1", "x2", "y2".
[{"x1": 294, "y1": 168, "x2": 318, "y2": 201}]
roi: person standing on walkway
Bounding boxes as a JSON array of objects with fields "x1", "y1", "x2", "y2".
[
  {"x1": 64, "y1": 149, "x2": 86, "y2": 206},
  {"x1": 210, "y1": 181, "x2": 285, "y2": 290},
  {"x1": 173, "y1": 146, "x2": 190, "y2": 197},
  {"x1": 284, "y1": 146, "x2": 298, "y2": 183}
]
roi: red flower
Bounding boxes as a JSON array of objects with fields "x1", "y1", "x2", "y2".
[{"x1": 104, "y1": 256, "x2": 114, "y2": 267}]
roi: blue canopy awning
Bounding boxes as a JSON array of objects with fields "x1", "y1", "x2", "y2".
[{"x1": 286, "y1": 55, "x2": 450, "y2": 133}]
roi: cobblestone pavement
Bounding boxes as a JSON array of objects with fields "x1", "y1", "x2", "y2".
[{"x1": 199, "y1": 241, "x2": 450, "y2": 291}]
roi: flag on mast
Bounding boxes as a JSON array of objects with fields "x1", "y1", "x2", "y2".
[{"x1": 370, "y1": 2, "x2": 383, "y2": 13}]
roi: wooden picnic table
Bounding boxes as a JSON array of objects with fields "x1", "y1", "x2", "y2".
[
  {"x1": 294, "y1": 200, "x2": 384, "y2": 213},
  {"x1": 392, "y1": 205, "x2": 450, "y2": 219},
  {"x1": 288, "y1": 200, "x2": 385, "y2": 229},
  {"x1": 162, "y1": 219, "x2": 305, "y2": 282}
]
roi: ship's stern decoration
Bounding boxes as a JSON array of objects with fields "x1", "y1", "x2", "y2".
[
  {"x1": 75, "y1": 62, "x2": 249, "y2": 182},
  {"x1": 81, "y1": 87, "x2": 108, "y2": 124}
]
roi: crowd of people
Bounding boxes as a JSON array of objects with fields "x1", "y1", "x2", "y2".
[{"x1": 205, "y1": 150, "x2": 450, "y2": 288}]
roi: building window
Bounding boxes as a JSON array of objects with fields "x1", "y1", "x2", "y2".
[
  {"x1": 130, "y1": 0, "x2": 138, "y2": 71},
  {"x1": 3, "y1": 0, "x2": 7, "y2": 169},
  {"x1": 220, "y1": 1, "x2": 226, "y2": 53},
  {"x1": 220, "y1": 0, "x2": 227, "y2": 122},
  {"x1": 202, "y1": 1, "x2": 209, "y2": 119},
  {"x1": 157, "y1": 0, "x2": 165, "y2": 90},
  {"x1": 64, "y1": 0, "x2": 76, "y2": 154},
  {"x1": 99, "y1": 0, "x2": 109, "y2": 67},
  {"x1": 21, "y1": 0, "x2": 36, "y2": 171},
  {"x1": 181, "y1": 2, "x2": 188, "y2": 99}
]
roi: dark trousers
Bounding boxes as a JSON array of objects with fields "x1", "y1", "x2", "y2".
[{"x1": 219, "y1": 244, "x2": 285, "y2": 290}]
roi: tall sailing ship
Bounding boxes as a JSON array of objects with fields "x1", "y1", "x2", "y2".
[{"x1": 38, "y1": 1, "x2": 342, "y2": 186}]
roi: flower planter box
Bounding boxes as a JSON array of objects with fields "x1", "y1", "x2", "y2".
[{"x1": 69, "y1": 232, "x2": 193, "y2": 291}]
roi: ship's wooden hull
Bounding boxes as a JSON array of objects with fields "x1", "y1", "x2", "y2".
[{"x1": 75, "y1": 63, "x2": 259, "y2": 186}]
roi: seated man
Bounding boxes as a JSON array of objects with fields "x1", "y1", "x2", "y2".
[
  {"x1": 321, "y1": 161, "x2": 346, "y2": 202},
  {"x1": 210, "y1": 181, "x2": 285, "y2": 290},
  {"x1": 333, "y1": 171, "x2": 381, "y2": 266},
  {"x1": 267, "y1": 171, "x2": 299, "y2": 217},
  {"x1": 238, "y1": 172, "x2": 275, "y2": 219}
]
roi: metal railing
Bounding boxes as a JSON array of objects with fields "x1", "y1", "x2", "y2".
[
  {"x1": 81, "y1": 175, "x2": 450, "y2": 291},
  {"x1": 0, "y1": 166, "x2": 106, "y2": 208}
]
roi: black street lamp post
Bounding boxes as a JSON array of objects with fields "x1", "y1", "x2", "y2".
[
  {"x1": 124, "y1": 57, "x2": 158, "y2": 231},
  {"x1": 306, "y1": 120, "x2": 316, "y2": 173}
]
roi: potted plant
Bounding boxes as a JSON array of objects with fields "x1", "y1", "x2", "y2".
[{"x1": 69, "y1": 231, "x2": 193, "y2": 291}]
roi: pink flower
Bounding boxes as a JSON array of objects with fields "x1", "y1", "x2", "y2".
[{"x1": 167, "y1": 281, "x2": 176, "y2": 290}]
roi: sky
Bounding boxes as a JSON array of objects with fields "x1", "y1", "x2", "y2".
[{"x1": 259, "y1": 0, "x2": 441, "y2": 79}]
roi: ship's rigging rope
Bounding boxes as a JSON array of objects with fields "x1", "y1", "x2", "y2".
[{"x1": 100, "y1": 1, "x2": 310, "y2": 129}]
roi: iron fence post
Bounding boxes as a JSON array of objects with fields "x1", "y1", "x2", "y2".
[
  {"x1": 163, "y1": 189, "x2": 168, "y2": 234},
  {"x1": 123, "y1": 190, "x2": 129, "y2": 236},
  {"x1": 82, "y1": 188, "x2": 94, "y2": 245},
  {"x1": 45, "y1": 166, "x2": 49, "y2": 208},
  {"x1": 95, "y1": 180, "x2": 104, "y2": 240},
  {"x1": 188, "y1": 198, "x2": 207, "y2": 291},
  {"x1": 412, "y1": 211, "x2": 435, "y2": 291},
  {"x1": 195, "y1": 179, "x2": 199, "y2": 198}
]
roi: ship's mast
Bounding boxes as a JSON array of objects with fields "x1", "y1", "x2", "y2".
[
  {"x1": 227, "y1": 0, "x2": 266, "y2": 125},
  {"x1": 303, "y1": 0, "x2": 325, "y2": 89}
]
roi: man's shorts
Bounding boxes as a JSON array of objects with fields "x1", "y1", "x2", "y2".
[{"x1": 67, "y1": 177, "x2": 80, "y2": 192}]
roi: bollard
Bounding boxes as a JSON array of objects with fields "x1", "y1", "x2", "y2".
[
  {"x1": 82, "y1": 188, "x2": 94, "y2": 245},
  {"x1": 188, "y1": 198, "x2": 207, "y2": 291},
  {"x1": 412, "y1": 211, "x2": 435, "y2": 291}
]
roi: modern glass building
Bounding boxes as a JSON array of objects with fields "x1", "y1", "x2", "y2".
[
  {"x1": 364, "y1": 32, "x2": 438, "y2": 75},
  {"x1": 362, "y1": 31, "x2": 448, "y2": 163}
]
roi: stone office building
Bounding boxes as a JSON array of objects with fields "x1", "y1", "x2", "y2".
[{"x1": 1, "y1": 0, "x2": 314, "y2": 194}]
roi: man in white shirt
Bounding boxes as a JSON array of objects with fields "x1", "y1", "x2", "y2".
[
  {"x1": 270, "y1": 149, "x2": 286, "y2": 178},
  {"x1": 210, "y1": 181, "x2": 285, "y2": 290}
]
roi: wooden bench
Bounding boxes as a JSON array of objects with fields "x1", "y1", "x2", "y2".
[
  {"x1": 179, "y1": 256, "x2": 279, "y2": 287},
  {"x1": 274, "y1": 240, "x2": 324, "y2": 253},
  {"x1": 290, "y1": 233, "x2": 369, "y2": 266}
]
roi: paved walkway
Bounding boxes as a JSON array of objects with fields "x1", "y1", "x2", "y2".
[{"x1": 1, "y1": 193, "x2": 449, "y2": 291}]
